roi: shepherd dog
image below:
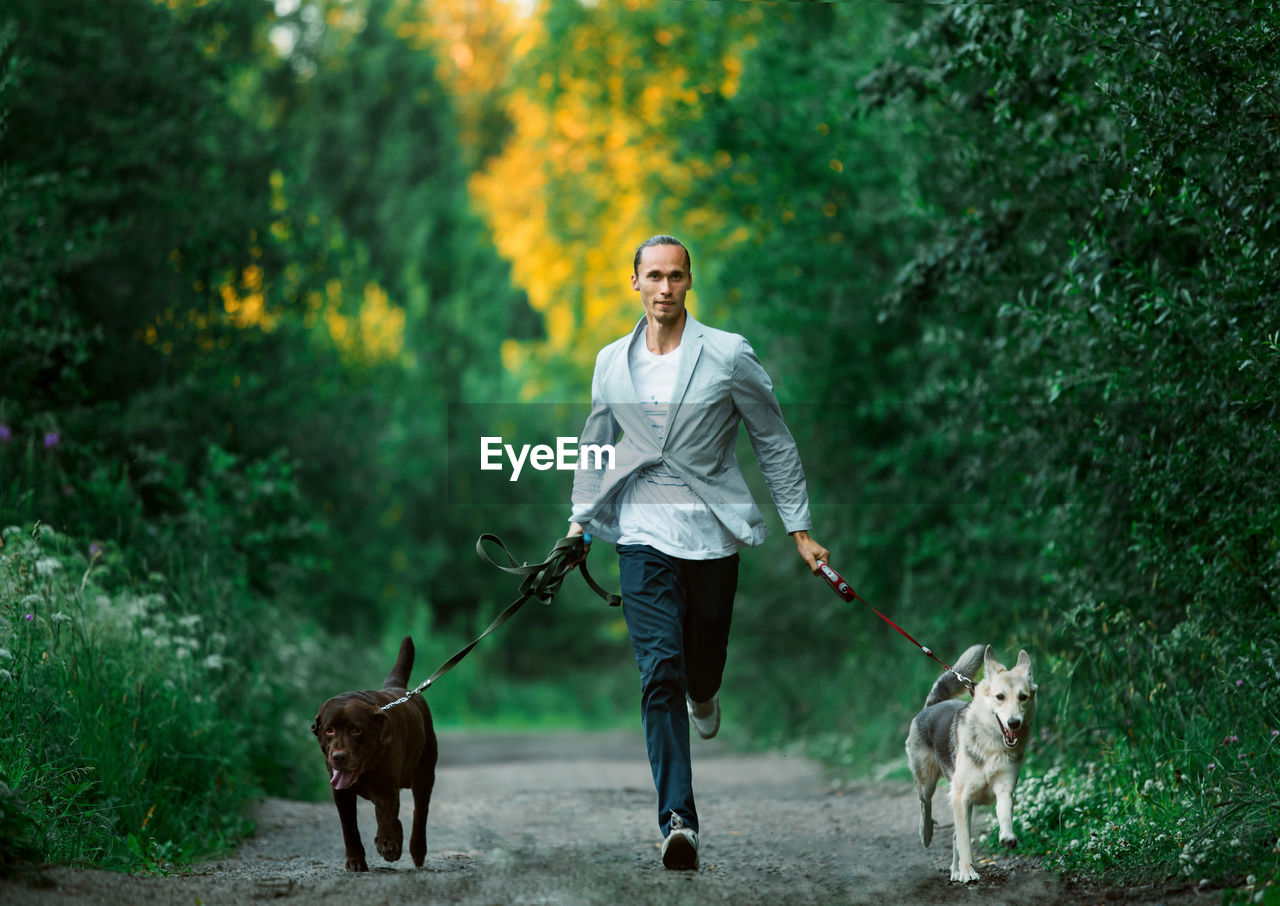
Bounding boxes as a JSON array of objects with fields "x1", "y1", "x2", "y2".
[{"x1": 905, "y1": 644, "x2": 1037, "y2": 883}]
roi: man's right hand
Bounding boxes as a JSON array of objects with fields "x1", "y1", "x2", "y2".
[{"x1": 567, "y1": 522, "x2": 590, "y2": 567}]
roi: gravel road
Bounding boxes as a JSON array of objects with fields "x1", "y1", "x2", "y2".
[{"x1": 3, "y1": 731, "x2": 1209, "y2": 905}]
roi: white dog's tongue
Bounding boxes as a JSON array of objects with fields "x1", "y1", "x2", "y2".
[
  {"x1": 331, "y1": 768, "x2": 357, "y2": 790},
  {"x1": 997, "y1": 716, "x2": 1020, "y2": 748}
]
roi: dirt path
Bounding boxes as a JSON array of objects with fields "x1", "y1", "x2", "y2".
[{"x1": 4, "y1": 731, "x2": 1207, "y2": 905}]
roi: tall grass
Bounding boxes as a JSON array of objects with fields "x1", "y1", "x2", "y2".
[
  {"x1": 0, "y1": 522, "x2": 311, "y2": 870},
  {"x1": 1007, "y1": 602, "x2": 1280, "y2": 899}
]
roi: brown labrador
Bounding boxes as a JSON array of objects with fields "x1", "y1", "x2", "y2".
[{"x1": 311, "y1": 636, "x2": 437, "y2": 871}]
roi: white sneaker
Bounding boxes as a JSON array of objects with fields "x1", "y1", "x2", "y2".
[
  {"x1": 686, "y1": 694, "x2": 720, "y2": 740},
  {"x1": 661, "y1": 813, "x2": 699, "y2": 870}
]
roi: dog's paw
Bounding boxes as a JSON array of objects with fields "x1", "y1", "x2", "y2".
[
  {"x1": 346, "y1": 854, "x2": 369, "y2": 872},
  {"x1": 376, "y1": 820, "x2": 404, "y2": 862},
  {"x1": 1001, "y1": 834, "x2": 1018, "y2": 849},
  {"x1": 410, "y1": 831, "x2": 427, "y2": 868},
  {"x1": 951, "y1": 865, "x2": 980, "y2": 884}
]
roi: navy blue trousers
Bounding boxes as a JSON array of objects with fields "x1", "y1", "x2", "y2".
[{"x1": 617, "y1": 544, "x2": 739, "y2": 837}]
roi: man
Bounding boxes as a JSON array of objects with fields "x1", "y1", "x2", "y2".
[{"x1": 568, "y1": 234, "x2": 828, "y2": 870}]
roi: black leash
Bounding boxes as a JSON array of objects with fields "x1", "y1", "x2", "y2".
[
  {"x1": 381, "y1": 533, "x2": 620, "y2": 712},
  {"x1": 474, "y1": 532, "x2": 621, "y2": 609}
]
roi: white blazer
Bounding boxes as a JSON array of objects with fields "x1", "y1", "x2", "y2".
[{"x1": 570, "y1": 313, "x2": 812, "y2": 547}]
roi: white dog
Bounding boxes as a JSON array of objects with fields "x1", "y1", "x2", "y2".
[{"x1": 905, "y1": 644, "x2": 1037, "y2": 882}]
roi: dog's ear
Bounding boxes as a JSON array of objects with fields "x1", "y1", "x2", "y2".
[
  {"x1": 984, "y1": 644, "x2": 1004, "y2": 674},
  {"x1": 1015, "y1": 649, "x2": 1032, "y2": 676},
  {"x1": 374, "y1": 709, "x2": 393, "y2": 746},
  {"x1": 311, "y1": 712, "x2": 322, "y2": 737}
]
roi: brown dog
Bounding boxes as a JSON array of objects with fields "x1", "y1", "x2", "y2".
[{"x1": 311, "y1": 636, "x2": 438, "y2": 871}]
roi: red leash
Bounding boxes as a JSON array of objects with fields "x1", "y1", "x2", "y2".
[{"x1": 815, "y1": 561, "x2": 975, "y2": 694}]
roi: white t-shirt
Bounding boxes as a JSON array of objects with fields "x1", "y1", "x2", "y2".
[{"x1": 616, "y1": 335, "x2": 740, "y2": 560}]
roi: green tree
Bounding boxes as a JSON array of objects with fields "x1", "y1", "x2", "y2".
[{"x1": 0, "y1": 0, "x2": 273, "y2": 412}]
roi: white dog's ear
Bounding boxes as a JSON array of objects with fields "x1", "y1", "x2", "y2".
[
  {"x1": 984, "y1": 644, "x2": 1003, "y2": 674},
  {"x1": 1015, "y1": 649, "x2": 1032, "y2": 675}
]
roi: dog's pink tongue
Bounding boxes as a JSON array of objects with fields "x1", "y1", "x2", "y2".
[{"x1": 331, "y1": 768, "x2": 357, "y2": 790}]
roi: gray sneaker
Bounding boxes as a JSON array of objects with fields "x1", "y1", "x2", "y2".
[
  {"x1": 687, "y1": 693, "x2": 721, "y2": 740},
  {"x1": 661, "y1": 813, "x2": 699, "y2": 870}
]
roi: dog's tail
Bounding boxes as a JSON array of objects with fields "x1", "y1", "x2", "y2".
[
  {"x1": 383, "y1": 636, "x2": 415, "y2": 691},
  {"x1": 923, "y1": 643, "x2": 985, "y2": 707}
]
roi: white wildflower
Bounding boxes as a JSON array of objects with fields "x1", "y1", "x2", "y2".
[
  {"x1": 35, "y1": 557, "x2": 63, "y2": 576},
  {"x1": 178, "y1": 614, "x2": 201, "y2": 630},
  {"x1": 51, "y1": 612, "x2": 72, "y2": 624},
  {"x1": 0, "y1": 668, "x2": 11, "y2": 682},
  {"x1": 202, "y1": 654, "x2": 225, "y2": 671}
]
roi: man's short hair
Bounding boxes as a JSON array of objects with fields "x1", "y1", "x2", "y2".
[{"x1": 633, "y1": 235, "x2": 691, "y2": 275}]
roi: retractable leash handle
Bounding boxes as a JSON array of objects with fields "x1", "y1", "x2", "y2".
[{"x1": 815, "y1": 560, "x2": 856, "y2": 603}]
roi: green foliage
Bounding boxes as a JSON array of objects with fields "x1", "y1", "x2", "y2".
[
  {"x1": 651, "y1": 1, "x2": 1280, "y2": 892},
  {"x1": 0, "y1": 777, "x2": 40, "y2": 879},
  {"x1": 0, "y1": 0, "x2": 274, "y2": 409},
  {"x1": 0, "y1": 524, "x2": 256, "y2": 868},
  {"x1": 0, "y1": 0, "x2": 534, "y2": 872},
  {"x1": 1012, "y1": 603, "x2": 1280, "y2": 889}
]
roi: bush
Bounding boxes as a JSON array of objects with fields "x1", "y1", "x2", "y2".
[{"x1": 0, "y1": 521, "x2": 329, "y2": 870}]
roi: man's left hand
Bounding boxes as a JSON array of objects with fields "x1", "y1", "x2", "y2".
[{"x1": 789, "y1": 530, "x2": 830, "y2": 574}]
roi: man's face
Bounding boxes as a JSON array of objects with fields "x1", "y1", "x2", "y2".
[{"x1": 632, "y1": 243, "x2": 692, "y2": 327}]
